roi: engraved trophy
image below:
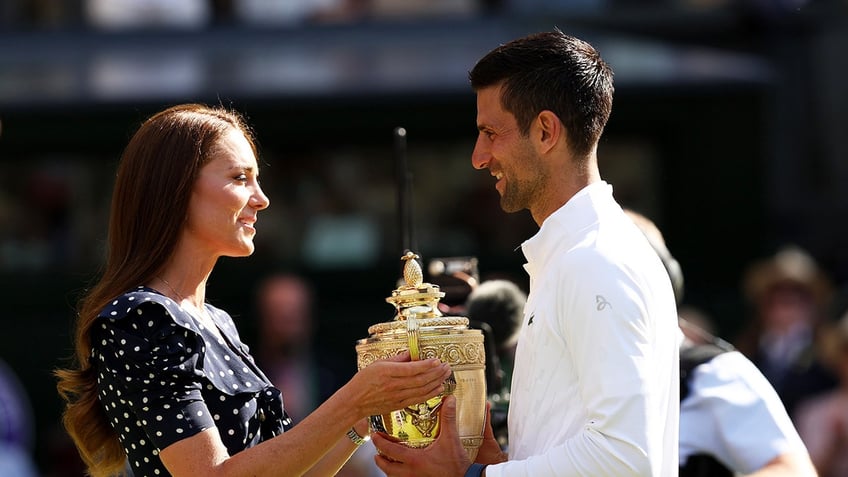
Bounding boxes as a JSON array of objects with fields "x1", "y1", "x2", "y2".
[{"x1": 355, "y1": 251, "x2": 487, "y2": 459}]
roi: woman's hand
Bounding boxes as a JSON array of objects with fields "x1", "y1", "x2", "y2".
[{"x1": 345, "y1": 350, "x2": 452, "y2": 418}]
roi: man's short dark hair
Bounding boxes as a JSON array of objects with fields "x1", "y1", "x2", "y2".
[{"x1": 469, "y1": 29, "x2": 614, "y2": 158}]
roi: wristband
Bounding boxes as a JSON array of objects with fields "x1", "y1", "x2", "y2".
[
  {"x1": 346, "y1": 427, "x2": 369, "y2": 446},
  {"x1": 464, "y1": 463, "x2": 486, "y2": 477}
]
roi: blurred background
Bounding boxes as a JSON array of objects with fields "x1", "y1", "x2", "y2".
[{"x1": 0, "y1": 0, "x2": 846, "y2": 474}]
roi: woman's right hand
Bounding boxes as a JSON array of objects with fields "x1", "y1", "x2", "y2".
[{"x1": 344, "y1": 350, "x2": 452, "y2": 418}]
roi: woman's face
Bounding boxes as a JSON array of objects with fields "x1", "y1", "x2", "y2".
[{"x1": 184, "y1": 128, "x2": 269, "y2": 258}]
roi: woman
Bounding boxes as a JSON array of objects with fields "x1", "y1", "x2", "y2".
[{"x1": 55, "y1": 104, "x2": 451, "y2": 477}]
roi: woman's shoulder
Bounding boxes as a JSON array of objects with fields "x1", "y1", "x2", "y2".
[
  {"x1": 98, "y1": 286, "x2": 182, "y2": 321},
  {"x1": 92, "y1": 287, "x2": 202, "y2": 349}
]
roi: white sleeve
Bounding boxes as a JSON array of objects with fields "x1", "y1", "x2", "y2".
[{"x1": 682, "y1": 351, "x2": 806, "y2": 474}]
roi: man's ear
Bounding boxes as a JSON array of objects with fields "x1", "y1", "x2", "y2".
[{"x1": 535, "y1": 110, "x2": 563, "y2": 154}]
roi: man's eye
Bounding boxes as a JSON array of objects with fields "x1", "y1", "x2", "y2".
[{"x1": 235, "y1": 174, "x2": 248, "y2": 182}]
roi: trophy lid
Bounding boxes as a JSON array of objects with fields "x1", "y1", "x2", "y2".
[
  {"x1": 364, "y1": 251, "x2": 470, "y2": 336},
  {"x1": 386, "y1": 251, "x2": 446, "y2": 321}
]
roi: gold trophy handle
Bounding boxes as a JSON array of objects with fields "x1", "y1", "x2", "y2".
[{"x1": 407, "y1": 314, "x2": 420, "y2": 360}]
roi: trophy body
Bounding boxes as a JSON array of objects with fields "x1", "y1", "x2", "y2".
[{"x1": 355, "y1": 252, "x2": 487, "y2": 460}]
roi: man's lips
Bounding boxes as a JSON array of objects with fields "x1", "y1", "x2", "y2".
[{"x1": 493, "y1": 172, "x2": 505, "y2": 194}]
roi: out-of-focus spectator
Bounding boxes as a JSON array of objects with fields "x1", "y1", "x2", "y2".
[
  {"x1": 84, "y1": 0, "x2": 211, "y2": 29},
  {"x1": 735, "y1": 245, "x2": 838, "y2": 416},
  {"x1": 796, "y1": 310, "x2": 848, "y2": 477},
  {"x1": 0, "y1": 359, "x2": 37, "y2": 477},
  {"x1": 254, "y1": 273, "x2": 380, "y2": 476},
  {"x1": 255, "y1": 273, "x2": 336, "y2": 422}
]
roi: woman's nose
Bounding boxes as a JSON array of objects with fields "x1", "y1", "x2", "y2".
[{"x1": 252, "y1": 185, "x2": 270, "y2": 210}]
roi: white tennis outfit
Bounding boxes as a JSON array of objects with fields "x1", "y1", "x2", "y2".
[{"x1": 486, "y1": 182, "x2": 680, "y2": 476}]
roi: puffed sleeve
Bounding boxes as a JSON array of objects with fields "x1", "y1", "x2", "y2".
[{"x1": 91, "y1": 300, "x2": 216, "y2": 451}]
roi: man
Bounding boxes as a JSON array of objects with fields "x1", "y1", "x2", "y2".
[
  {"x1": 372, "y1": 29, "x2": 680, "y2": 476},
  {"x1": 625, "y1": 209, "x2": 817, "y2": 477}
]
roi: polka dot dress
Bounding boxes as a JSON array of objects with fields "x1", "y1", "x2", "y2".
[{"x1": 91, "y1": 286, "x2": 294, "y2": 476}]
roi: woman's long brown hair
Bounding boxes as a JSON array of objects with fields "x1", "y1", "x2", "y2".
[{"x1": 55, "y1": 104, "x2": 256, "y2": 476}]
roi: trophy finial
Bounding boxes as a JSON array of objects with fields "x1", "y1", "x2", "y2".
[
  {"x1": 401, "y1": 251, "x2": 423, "y2": 288},
  {"x1": 387, "y1": 251, "x2": 444, "y2": 320}
]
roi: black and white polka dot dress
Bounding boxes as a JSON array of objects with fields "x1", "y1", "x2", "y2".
[{"x1": 91, "y1": 286, "x2": 294, "y2": 476}]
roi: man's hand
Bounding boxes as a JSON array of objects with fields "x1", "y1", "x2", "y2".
[
  {"x1": 372, "y1": 395, "x2": 473, "y2": 477},
  {"x1": 475, "y1": 402, "x2": 508, "y2": 466}
]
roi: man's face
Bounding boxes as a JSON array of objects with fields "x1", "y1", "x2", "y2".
[{"x1": 472, "y1": 84, "x2": 546, "y2": 214}]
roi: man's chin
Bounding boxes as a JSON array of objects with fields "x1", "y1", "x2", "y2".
[{"x1": 499, "y1": 198, "x2": 523, "y2": 214}]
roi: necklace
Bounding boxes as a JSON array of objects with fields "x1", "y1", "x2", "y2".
[
  {"x1": 156, "y1": 275, "x2": 203, "y2": 314},
  {"x1": 157, "y1": 275, "x2": 190, "y2": 305},
  {"x1": 157, "y1": 274, "x2": 214, "y2": 320}
]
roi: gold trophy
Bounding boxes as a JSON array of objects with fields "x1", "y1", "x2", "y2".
[{"x1": 355, "y1": 251, "x2": 487, "y2": 459}]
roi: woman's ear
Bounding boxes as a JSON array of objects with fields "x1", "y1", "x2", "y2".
[{"x1": 535, "y1": 110, "x2": 563, "y2": 154}]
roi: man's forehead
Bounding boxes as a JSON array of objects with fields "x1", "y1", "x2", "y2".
[{"x1": 477, "y1": 89, "x2": 516, "y2": 128}]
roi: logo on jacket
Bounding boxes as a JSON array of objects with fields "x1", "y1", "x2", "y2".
[{"x1": 596, "y1": 295, "x2": 611, "y2": 311}]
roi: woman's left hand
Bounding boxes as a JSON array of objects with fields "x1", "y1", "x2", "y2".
[{"x1": 344, "y1": 350, "x2": 452, "y2": 418}]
